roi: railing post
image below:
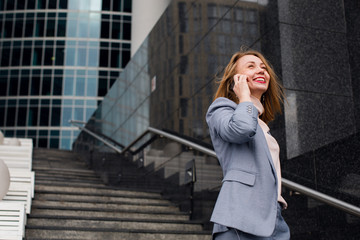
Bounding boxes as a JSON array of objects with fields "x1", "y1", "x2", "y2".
[{"x1": 185, "y1": 159, "x2": 196, "y2": 220}]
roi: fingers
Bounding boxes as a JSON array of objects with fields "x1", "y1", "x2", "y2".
[
  {"x1": 232, "y1": 74, "x2": 251, "y2": 102},
  {"x1": 233, "y1": 74, "x2": 248, "y2": 83}
]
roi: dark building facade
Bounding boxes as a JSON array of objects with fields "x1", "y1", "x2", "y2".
[
  {"x1": 74, "y1": 0, "x2": 360, "y2": 238},
  {"x1": 0, "y1": 0, "x2": 132, "y2": 149}
]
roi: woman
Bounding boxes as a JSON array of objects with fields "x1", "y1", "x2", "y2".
[{"x1": 206, "y1": 49, "x2": 290, "y2": 240}]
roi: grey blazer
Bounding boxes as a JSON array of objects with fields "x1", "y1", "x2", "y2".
[{"x1": 206, "y1": 97, "x2": 279, "y2": 237}]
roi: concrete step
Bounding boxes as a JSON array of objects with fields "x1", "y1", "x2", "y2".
[
  {"x1": 31, "y1": 199, "x2": 179, "y2": 213},
  {"x1": 35, "y1": 193, "x2": 173, "y2": 205},
  {"x1": 29, "y1": 208, "x2": 189, "y2": 221},
  {"x1": 35, "y1": 175, "x2": 101, "y2": 184},
  {"x1": 35, "y1": 185, "x2": 162, "y2": 198},
  {"x1": 34, "y1": 180, "x2": 110, "y2": 189},
  {"x1": 34, "y1": 193, "x2": 174, "y2": 206},
  {"x1": 26, "y1": 148, "x2": 211, "y2": 240},
  {"x1": 25, "y1": 229, "x2": 211, "y2": 240},
  {"x1": 26, "y1": 218, "x2": 203, "y2": 231},
  {"x1": 35, "y1": 170, "x2": 99, "y2": 178}
]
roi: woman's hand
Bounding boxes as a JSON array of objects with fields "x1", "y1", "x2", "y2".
[{"x1": 233, "y1": 74, "x2": 251, "y2": 103}]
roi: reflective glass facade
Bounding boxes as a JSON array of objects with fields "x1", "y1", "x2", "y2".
[
  {"x1": 74, "y1": 0, "x2": 360, "y2": 238},
  {"x1": 0, "y1": 0, "x2": 132, "y2": 149}
]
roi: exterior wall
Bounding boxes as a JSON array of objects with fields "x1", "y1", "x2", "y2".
[
  {"x1": 131, "y1": 0, "x2": 171, "y2": 57},
  {"x1": 75, "y1": 0, "x2": 360, "y2": 238},
  {"x1": 0, "y1": 0, "x2": 132, "y2": 149}
]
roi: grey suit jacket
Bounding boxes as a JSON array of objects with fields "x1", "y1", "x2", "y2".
[{"x1": 206, "y1": 97, "x2": 279, "y2": 237}]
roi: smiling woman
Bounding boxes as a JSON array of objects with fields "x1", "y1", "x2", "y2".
[{"x1": 207, "y1": 48, "x2": 289, "y2": 240}]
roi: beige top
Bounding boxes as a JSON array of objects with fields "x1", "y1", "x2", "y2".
[{"x1": 251, "y1": 96, "x2": 287, "y2": 208}]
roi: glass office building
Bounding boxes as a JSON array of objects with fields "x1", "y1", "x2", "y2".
[
  {"x1": 74, "y1": 0, "x2": 360, "y2": 238},
  {"x1": 0, "y1": 0, "x2": 132, "y2": 149}
]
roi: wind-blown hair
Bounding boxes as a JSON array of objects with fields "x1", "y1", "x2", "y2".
[{"x1": 214, "y1": 48, "x2": 285, "y2": 123}]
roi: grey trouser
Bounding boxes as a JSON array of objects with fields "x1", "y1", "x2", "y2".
[{"x1": 214, "y1": 203, "x2": 290, "y2": 240}]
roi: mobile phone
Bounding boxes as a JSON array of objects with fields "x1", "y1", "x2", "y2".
[{"x1": 230, "y1": 80, "x2": 234, "y2": 91}]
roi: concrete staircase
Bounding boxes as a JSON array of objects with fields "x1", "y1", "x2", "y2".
[{"x1": 25, "y1": 148, "x2": 211, "y2": 240}]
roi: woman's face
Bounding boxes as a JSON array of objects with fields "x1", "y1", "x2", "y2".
[{"x1": 235, "y1": 54, "x2": 270, "y2": 99}]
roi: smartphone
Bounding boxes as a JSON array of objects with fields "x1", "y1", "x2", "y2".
[{"x1": 230, "y1": 80, "x2": 234, "y2": 91}]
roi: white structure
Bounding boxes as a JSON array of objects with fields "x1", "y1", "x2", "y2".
[{"x1": 131, "y1": 0, "x2": 172, "y2": 56}]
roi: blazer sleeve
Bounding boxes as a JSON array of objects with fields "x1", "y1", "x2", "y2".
[{"x1": 206, "y1": 97, "x2": 259, "y2": 144}]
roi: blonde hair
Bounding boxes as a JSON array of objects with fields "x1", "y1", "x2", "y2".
[{"x1": 214, "y1": 48, "x2": 285, "y2": 123}]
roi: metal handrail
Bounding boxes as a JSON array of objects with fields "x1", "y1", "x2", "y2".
[
  {"x1": 72, "y1": 123, "x2": 360, "y2": 218},
  {"x1": 70, "y1": 121, "x2": 122, "y2": 154}
]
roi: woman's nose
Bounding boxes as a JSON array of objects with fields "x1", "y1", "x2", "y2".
[{"x1": 257, "y1": 66, "x2": 264, "y2": 74}]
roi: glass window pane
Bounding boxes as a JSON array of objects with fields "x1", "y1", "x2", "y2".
[
  {"x1": 14, "y1": 17, "x2": 24, "y2": 38},
  {"x1": 53, "y1": 77, "x2": 62, "y2": 95},
  {"x1": 55, "y1": 47, "x2": 65, "y2": 65},
  {"x1": 85, "y1": 107, "x2": 95, "y2": 120},
  {"x1": 78, "y1": 17, "x2": 88, "y2": 37},
  {"x1": 44, "y1": 47, "x2": 54, "y2": 65},
  {"x1": 113, "y1": 0, "x2": 121, "y2": 11},
  {"x1": 50, "y1": 138, "x2": 59, "y2": 148},
  {"x1": 76, "y1": 78, "x2": 85, "y2": 96},
  {"x1": 61, "y1": 138, "x2": 70, "y2": 149},
  {"x1": 38, "y1": 138, "x2": 47, "y2": 148},
  {"x1": 124, "y1": 0, "x2": 131, "y2": 12},
  {"x1": 86, "y1": 78, "x2": 97, "y2": 96},
  {"x1": 27, "y1": 0, "x2": 36, "y2": 9},
  {"x1": 64, "y1": 77, "x2": 74, "y2": 95},
  {"x1": 16, "y1": 0, "x2": 26, "y2": 9},
  {"x1": 57, "y1": 19, "x2": 66, "y2": 36},
  {"x1": 31, "y1": 76, "x2": 40, "y2": 95},
  {"x1": 33, "y1": 47, "x2": 43, "y2": 65},
  {"x1": 62, "y1": 107, "x2": 72, "y2": 126},
  {"x1": 20, "y1": 76, "x2": 29, "y2": 95},
  {"x1": 88, "y1": 48, "x2": 99, "y2": 67},
  {"x1": 6, "y1": 1, "x2": 15, "y2": 10},
  {"x1": 40, "y1": 107, "x2": 49, "y2": 126},
  {"x1": 37, "y1": 0, "x2": 46, "y2": 9},
  {"x1": 51, "y1": 107, "x2": 61, "y2": 126},
  {"x1": 22, "y1": 48, "x2": 32, "y2": 65},
  {"x1": 74, "y1": 107, "x2": 84, "y2": 121},
  {"x1": 46, "y1": 19, "x2": 55, "y2": 36},
  {"x1": 1, "y1": 48, "x2": 10, "y2": 66},
  {"x1": 28, "y1": 107, "x2": 38, "y2": 126},
  {"x1": 123, "y1": 22, "x2": 131, "y2": 40},
  {"x1": 6, "y1": 107, "x2": 16, "y2": 126},
  {"x1": 98, "y1": 78, "x2": 107, "y2": 96},
  {"x1": 59, "y1": 0, "x2": 67, "y2": 9},
  {"x1": 89, "y1": 13, "x2": 100, "y2": 38},
  {"x1": 35, "y1": 19, "x2": 44, "y2": 36},
  {"x1": 0, "y1": 78, "x2": 8, "y2": 96},
  {"x1": 42, "y1": 77, "x2": 51, "y2": 95},
  {"x1": 65, "y1": 48, "x2": 75, "y2": 66},
  {"x1": 99, "y1": 49, "x2": 108, "y2": 67},
  {"x1": 77, "y1": 48, "x2": 87, "y2": 66},
  {"x1": 112, "y1": 21, "x2": 120, "y2": 39},
  {"x1": 17, "y1": 107, "x2": 27, "y2": 126},
  {"x1": 100, "y1": 20, "x2": 109, "y2": 38},
  {"x1": 66, "y1": 19, "x2": 77, "y2": 37},
  {"x1": 48, "y1": 0, "x2": 57, "y2": 9},
  {"x1": 102, "y1": 0, "x2": 110, "y2": 10},
  {"x1": 111, "y1": 49, "x2": 119, "y2": 68},
  {"x1": 0, "y1": 107, "x2": 4, "y2": 126},
  {"x1": 11, "y1": 47, "x2": 21, "y2": 66},
  {"x1": 4, "y1": 19, "x2": 13, "y2": 38},
  {"x1": 9, "y1": 77, "x2": 19, "y2": 96},
  {"x1": 121, "y1": 50, "x2": 130, "y2": 68}
]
